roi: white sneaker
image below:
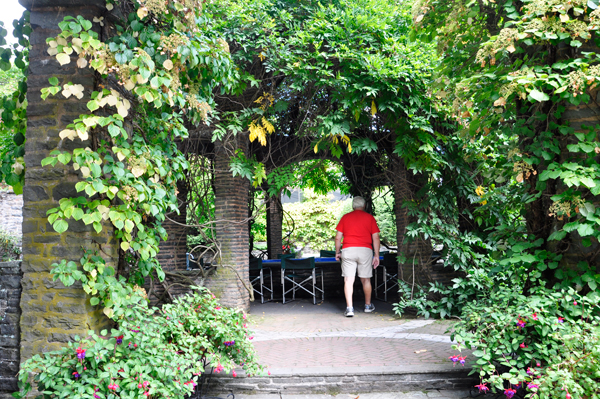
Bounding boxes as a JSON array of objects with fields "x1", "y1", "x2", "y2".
[
  {"x1": 364, "y1": 304, "x2": 375, "y2": 313},
  {"x1": 344, "y1": 307, "x2": 354, "y2": 317}
]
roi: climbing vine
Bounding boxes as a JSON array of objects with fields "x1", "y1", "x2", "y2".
[
  {"x1": 37, "y1": 1, "x2": 239, "y2": 314},
  {"x1": 0, "y1": 11, "x2": 30, "y2": 195}
]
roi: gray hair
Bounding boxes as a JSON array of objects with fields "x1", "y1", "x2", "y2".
[{"x1": 352, "y1": 196, "x2": 366, "y2": 210}]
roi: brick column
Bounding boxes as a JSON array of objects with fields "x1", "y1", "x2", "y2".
[
  {"x1": 157, "y1": 181, "x2": 188, "y2": 273},
  {"x1": 19, "y1": 0, "x2": 116, "y2": 361},
  {"x1": 266, "y1": 191, "x2": 283, "y2": 259},
  {"x1": 391, "y1": 155, "x2": 432, "y2": 291},
  {"x1": 204, "y1": 136, "x2": 250, "y2": 310}
]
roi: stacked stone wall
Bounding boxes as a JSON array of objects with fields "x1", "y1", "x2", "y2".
[
  {"x1": 0, "y1": 191, "x2": 23, "y2": 241},
  {"x1": 0, "y1": 261, "x2": 22, "y2": 398}
]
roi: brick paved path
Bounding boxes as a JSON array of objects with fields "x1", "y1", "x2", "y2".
[{"x1": 247, "y1": 299, "x2": 469, "y2": 374}]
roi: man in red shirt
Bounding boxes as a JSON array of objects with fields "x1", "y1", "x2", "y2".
[{"x1": 334, "y1": 196, "x2": 380, "y2": 317}]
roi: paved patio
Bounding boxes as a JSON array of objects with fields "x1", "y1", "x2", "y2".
[
  {"x1": 209, "y1": 297, "x2": 475, "y2": 396},
  {"x1": 247, "y1": 298, "x2": 468, "y2": 374}
]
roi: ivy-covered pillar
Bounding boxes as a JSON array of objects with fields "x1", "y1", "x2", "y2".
[
  {"x1": 19, "y1": 0, "x2": 116, "y2": 361},
  {"x1": 266, "y1": 191, "x2": 283, "y2": 259},
  {"x1": 391, "y1": 155, "x2": 432, "y2": 290},
  {"x1": 204, "y1": 135, "x2": 250, "y2": 310}
]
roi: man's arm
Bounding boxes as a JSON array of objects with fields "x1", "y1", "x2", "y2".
[
  {"x1": 372, "y1": 232, "x2": 380, "y2": 268},
  {"x1": 335, "y1": 231, "x2": 343, "y2": 261}
]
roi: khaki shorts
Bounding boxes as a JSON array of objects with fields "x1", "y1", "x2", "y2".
[{"x1": 341, "y1": 247, "x2": 373, "y2": 278}]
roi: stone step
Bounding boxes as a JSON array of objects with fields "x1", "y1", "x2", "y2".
[{"x1": 206, "y1": 368, "x2": 476, "y2": 395}]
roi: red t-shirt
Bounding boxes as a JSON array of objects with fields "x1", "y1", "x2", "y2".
[{"x1": 336, "y1": 210, "x2": 380, "y2": 249}]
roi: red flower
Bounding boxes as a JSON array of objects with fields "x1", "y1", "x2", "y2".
[{"x1": 531, "y1": 313, "x2": 538, "y2": 321}]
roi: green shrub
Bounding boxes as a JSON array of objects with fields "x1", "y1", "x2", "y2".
[
  {"x1": 453, "y1": 286, "x2": 600, "y2": 398},
  {"x1": 15, "y1": 287, "x2": 264, "y2": 399},
  {"x1": 283, "y1": 190, "x2": 349, "y2": 251},
  {"x1": 0, "y1": 228, "x2": 21, "y2": 261}
]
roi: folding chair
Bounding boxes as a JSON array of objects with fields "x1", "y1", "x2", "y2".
[
  {"x1": 281, "y1": 257, "x2": 324, "y2": 304},
  {"x1": 249, "y1": 257, "x2": 273, "y2": 303},
  {"x1": 374, "y1": 253, "x2": 398, "y2": 302},
  {"x1": 319, "y1": 250, "x2": 337, "y2": 258}
]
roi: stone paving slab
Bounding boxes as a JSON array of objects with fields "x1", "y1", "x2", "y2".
[{"x1": 233, "y1": 390, "x2": 471, "y2": 399}]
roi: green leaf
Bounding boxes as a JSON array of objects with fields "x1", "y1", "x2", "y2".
[
  {"x1": 52, "y1": 219, "x2": 69, "y2": 233},
  {"x1": 529, "y1": 90, "x2": 549, "y2": 102},
  {"x1": 49, "y1": 77, "x2": 59, "y2": 86},
  {"x1": 87, "y1": 100, "x2": 99, "y2": 112},
  {"x1": 577, "y1": 224, "x2": 595, "y2": 237}
]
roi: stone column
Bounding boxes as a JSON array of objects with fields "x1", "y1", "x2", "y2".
[
  {"x1": 266, "y1": 191, "x2": 283, "y2": 259},
  {"x1": 204, "y1": 136, "x2": 250, "y2": 310},
  {"x1": 19, "y1": 0, "x2": 116, "y2": 361}
]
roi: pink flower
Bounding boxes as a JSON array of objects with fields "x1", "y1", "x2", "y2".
[
  {"x1": 531, "y1": 313, "x2": 538, "y2": 321},
  {"x1": 558, "y1": 317, "x2": 564, "y2": 323},
  {"x1": 475, "y1": 383, "x2": 489, "y2": 393},
  {"x1": 216, "y1": 306, "x2": 221, "y2": 310},
  {"x1": 268, "y1": 370, "x2": 271, "y2": 375},
  {"x1": 458, "y1": 356, "x2": 467, "y2": 365},
  {"x1": 527, "y1": 367, "x2": 535, "y2": 375},
  {"x1": 449, "y1": 355, "x2": 459, "y2": 363},
  {"x1": 566, "y1": 393, "x2": 571, "y2": 399},
  {"x1": 143, "y1": 381, "x2": 150, "y2": 388},
  {"x1": 504, "y1": 388, "x2": 516, "y2": 398},
  {"x1": 516, "y1": 319, "x2": 526, "y2": 328},
  {"x1": 527, "y1": 382, "x2": 539, "y2": 390},
  {"x1": 573, "y1": 301, "x2": 577, "y2": 306},
  {"x1": 232, "y1": 370, "x2": 237, "y2": 377},
  {"x1": 519, "y1": 343, "x2": 526, "y2": 348},
  {"x1": 214, "y1": 364, "x2": 224, "y2": 373},
  {"x1": 76, "y1": 347, "x2": 86, "y2": 360}
]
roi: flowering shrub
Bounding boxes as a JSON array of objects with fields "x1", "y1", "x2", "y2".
[
  {"x1": 14, "y1": 287, "x2": 264, "y2": 399},
  {"x1": 452, "y1": 286, "x2": 600, "y2": 398}
]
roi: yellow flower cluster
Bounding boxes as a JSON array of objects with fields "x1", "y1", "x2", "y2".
[
  {"x1": 513, "y1": 161, "x2": 537, "y2": 183},
  {"x1": 255, "y1": 92, "x2": 275, "y2": 111},
  {"x1": 476, "y1": 28, "x2": 520, "y2": 67},
  {"x1": 187, "y1": 95, "x2": 211, "y2": 120},
  {"x1": 249, "y1": 117, "x2": 275, "y2": 146},
  {"x1": 216, "y1": 38, "x2": 230, "y2": 54},
  {"x1": 499, "y1": 68, "x2": 533, "y2": 101},
  {"x1": 475, "y1": 185, "x2": 487, "y2": 205},
  {"x1": 549, "y1": 197, "x2": 585, "y2": 219},
  {"x1": 160, "y1": 34, "x2": 190, "y2": 54},
  {"x1": 566, "y1": 65, "x2": 600, "y2": 96},
  {"x1": 523, "y1": 0, "x2": 587, "y2": 17},
  {"x1": 138, "y1": 0, "x2": 168, "y2": 15}
]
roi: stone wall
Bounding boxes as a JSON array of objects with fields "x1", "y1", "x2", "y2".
[
  {"x1": 0, "y1": 191, "x2": 23, "y2": 241},
  {"x1": 19, "y1": 0, "x2": 116, "y2": 363},
  {"x1": 0, "y1": 261, "x2": 22, "y2": 399}
]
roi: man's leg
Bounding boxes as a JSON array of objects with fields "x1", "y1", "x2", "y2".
[
  {"x1": 360, "y1": 277, "x2": 372, "y2": 305},
  {"x1": 344, "y1": 275, "x2": 355, "y2": 308}
]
